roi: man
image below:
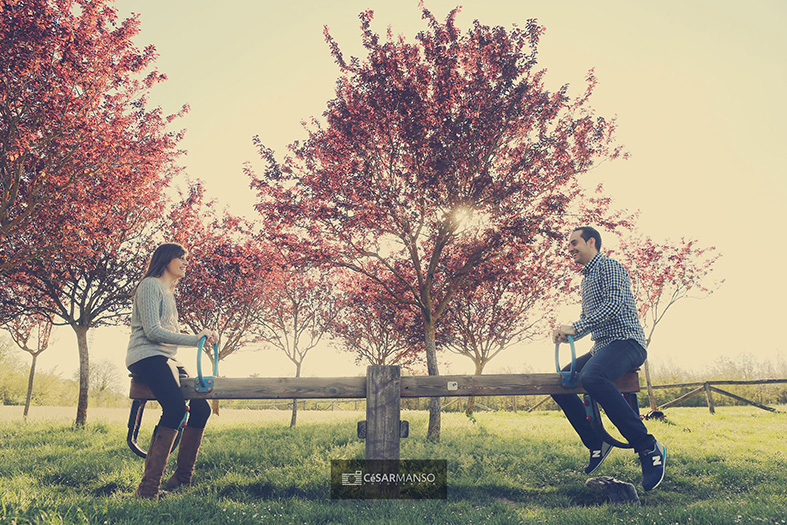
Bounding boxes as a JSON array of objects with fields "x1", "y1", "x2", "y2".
[{"x1": 551, "y1": 226, "x2": 666, "y2": 491}]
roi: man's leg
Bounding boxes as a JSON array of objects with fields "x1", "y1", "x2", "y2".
[
  {"x1": 580, "y1": 340, "x2": 666, "y2": 490},
  {"x1": 551, "y1": 352, "x2": 615, "y2": 474},
  {"x1": 578, "y1": 340, "x2": 653, "y2": 453},
  {"x1": 551, "y1": 352, "x2": 601, "y2": 450}
]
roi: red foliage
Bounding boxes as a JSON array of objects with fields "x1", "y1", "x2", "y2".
[
  {"x1": 331, "y1": 273, "x2": 421, "y2": 371},
  {"x1": 252, "y1": 254, "x2": 342, "y2": 427},
  {"x1": 254, "y1": 257, "x2": 342, "y2": 376},
  {"x1": 248, "y1": 7, "x2": 630, "y2": 439},
  {"x1": 0, "y1": 0, "x2": 186, "y2": 274},
  {"x1": 3, "y1": 311, "x2": 53, "y2": 357},
  {"x1": 613, "y1": 235, "x2": 723, "y2": 346},
  {"x1": 166, "y1": 182, "x2": 271, "y2": 366},
  {"x1": 0, "y1": 0, "x2": 186, "y2": 426},
  {"x1": 436, "y1": 235, "x2": 574, "y2": 374}
]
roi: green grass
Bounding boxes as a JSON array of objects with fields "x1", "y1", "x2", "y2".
[{"x1": 1, "y1": 406, "x2": 785, "y2": 524}]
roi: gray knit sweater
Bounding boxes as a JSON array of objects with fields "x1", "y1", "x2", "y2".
[{"x1": 125, "y1": 277, "x2": 201, "y2": 368}]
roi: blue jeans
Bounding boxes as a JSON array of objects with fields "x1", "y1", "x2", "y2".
[{"x1": 551, "y1": 339, "x2": 655, "y2": 453}]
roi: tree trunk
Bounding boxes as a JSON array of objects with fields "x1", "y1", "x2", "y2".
[
  {"x1": 424, "y1": 319, "x2": 441, "y2": 442},
  {"x1": 465, "y1": 360, "x2": 485, "y2": 415},
  {"x1": 74, "y1": 324, "x2": 90, "y2": 427},
  {"x1": 23, "y1": 354, "x2": 38, "y2": 418},
  {"x1": 643, "y1": 359, "x2": 657, "y2": 411},
  {"x1": 644, "y1": 335, "x2": 656, "y2": 411},
  {"x1": 210, "y1": 354, "x2": 220, "y2": 415},
  {"x1": 290, "y1": 361, "x2": 301, "y2": 428}
]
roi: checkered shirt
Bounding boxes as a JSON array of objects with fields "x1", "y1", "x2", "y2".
[{"x1": 572, "y1": 253, "x2": 647, "y2": 354}]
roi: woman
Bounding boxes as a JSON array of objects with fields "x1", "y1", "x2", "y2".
[{"x1": 126, "y1": 243, "x2": 217, "y2": 499}]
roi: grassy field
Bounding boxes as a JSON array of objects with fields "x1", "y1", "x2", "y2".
[{"x1": 0, "y1": 405, "x2": 785, "y2": 524}]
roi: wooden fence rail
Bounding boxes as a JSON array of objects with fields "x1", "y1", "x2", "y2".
[{"x1": 651, "y1": 378, "x2": 787, "y2": 414}]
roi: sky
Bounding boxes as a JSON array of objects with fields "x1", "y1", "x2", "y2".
[{"x1": 8, "y1": 0, "x2": 786, "y2": 390}]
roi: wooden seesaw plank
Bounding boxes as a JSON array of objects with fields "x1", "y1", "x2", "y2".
[
  {"x1": 401, "y1": 372, "x2": 639, "y2": 397},
  {"x1": 129, "y1": 372, "x2": 639, "y2": 401},
  {"x1": 129, "y1": 375, "x2": 367, "y2": 400}
]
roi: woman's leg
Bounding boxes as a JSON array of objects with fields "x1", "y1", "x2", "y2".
[
  {"x1": 128, "y1": 355, "x2": 187, "y2": 430},
  {"x1": 127, "y1": 356, "x2": 185, "y2": 498},
  {"x1": 157, "y1": 366, "x2": 211, "y2": 490}
]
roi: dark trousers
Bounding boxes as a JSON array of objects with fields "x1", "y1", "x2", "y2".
[
  {"x1": 551, "y1": 339, "x2": 655, "y2": 453},
  {"x1": 128, "y1": 355, "x2": 211, "y2": 430}
]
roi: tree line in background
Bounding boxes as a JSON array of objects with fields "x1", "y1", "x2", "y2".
[
  {"x1": 1, "y1": 1, "x2": 722, "y2": 434},
  {"x1": 0, "y1": 338, "x2": 127, "y2": 409}
]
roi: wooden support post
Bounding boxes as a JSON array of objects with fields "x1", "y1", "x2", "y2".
[
  {"x1": 709, "y1": 386, "x2": 776, "y2": 412},
  {"x1": 704, "y1": 382, "x2": 716, "y2": 414},
  {"x1": 528, "y1": 395, "x2": 551, "y2": 412},
  {"x1": 658, "y1": 386, "x2": 705, "y2": 410},
  {"x1": 366, "y1": 365, "x2": 401, "y2": 461}
]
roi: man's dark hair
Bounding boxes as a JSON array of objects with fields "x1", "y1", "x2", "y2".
[{"x1": 573, "y1": 226, "x2": 602, "y2": 251}]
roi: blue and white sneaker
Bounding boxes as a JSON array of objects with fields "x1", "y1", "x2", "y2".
[
  {"x1": 585, "y1": 441, "x2": 614, "y2": 475},
  {"x1": 639, "y1": 441, "x2": 666, "y2": 491}
]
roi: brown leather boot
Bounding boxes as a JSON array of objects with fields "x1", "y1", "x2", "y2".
[
  {"x1": 164, "y1": 426, "x2": 205, "y2": 490},
  {"x1": 134, "y1": 426, "x2": 178, "y2": 499}
]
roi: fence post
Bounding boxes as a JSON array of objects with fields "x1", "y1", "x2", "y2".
[
  {"x1": 704, "y1": 382, "x2": 716, "y2": 414},
  {"x1": 366, "y1": 365, "x2": 401, "y2": 460}
]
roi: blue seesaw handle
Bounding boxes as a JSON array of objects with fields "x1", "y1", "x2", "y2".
[
  {"x1": 196, "y1": 336, "x2": 219, "y2": 392},
  {"x1": 555, "y1": 334, "x2": 579, "y2": 389}
]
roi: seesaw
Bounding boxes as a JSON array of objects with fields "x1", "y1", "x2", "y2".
[{"x1": 127, "y1": 336, "x2": 640, "y2": 459}]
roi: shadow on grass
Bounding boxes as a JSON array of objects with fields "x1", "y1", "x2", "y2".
[
  {"x1": 216, "y1": 480, "x2": 320, "y2": 501},
  {"x1": 449, "y1": 481, "x2": 609, "y2": 508},
  {"x1": 92, "y1": 482, "x2": 126, "y2": 496},
  {"x1": 211, "y1": 478, "x2": 615, "y2": 509}
]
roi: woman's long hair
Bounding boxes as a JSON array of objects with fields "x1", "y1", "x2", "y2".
[{"x1": 141, "y1": 243, "x2": 188, "y2": 282}]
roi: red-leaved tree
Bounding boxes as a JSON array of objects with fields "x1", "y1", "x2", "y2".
[
  {"x1": 331, "y1": 276, "x2": 420, "y2": 370},
  {"x1": 615, "y1": 234, "x2": 723, "y2": 410},
  {"x1": 0, "y1": 0, "x2": 186, "y2": 274},
  {"x1": 0, "y1": 0, "x2": 186, "y2": 425},
  {"x1": 437, "y1": 236, "x2": 573, "y2": 413},
  {"x1": 254, "y1": 258, "x2": 342, "y2": 428},
  {"x1": 4, "y1": 192, "x2": 167, "y2": 426},
  {"x1": 249, "y1": 7, "x2": 629, "y2": 440}
]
